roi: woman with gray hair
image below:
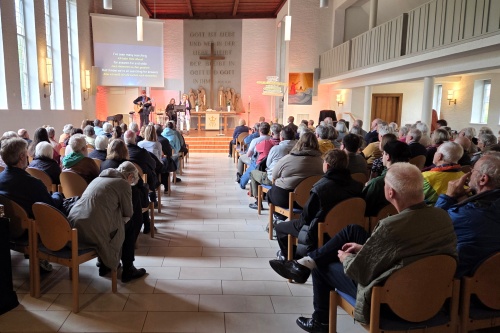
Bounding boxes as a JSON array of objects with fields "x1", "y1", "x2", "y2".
[
  {"x1": 28, "y1": 142, "x2": 61, "y2": 184},
  {"x1": 69, "y1": 161, "x2": 146, "y2": 282},
  {"x1": 88, "y1": 135, "x2": 109, "y2": 161},
  {"x1": 83, "y1": 125, "x2": 96, "y2": 148},
  {"x1": 62, "y1": 134, "x2": 100, "y2": 184},
  {"x1": 59, "y1": 124, "x2": 73, "y2": 146}
]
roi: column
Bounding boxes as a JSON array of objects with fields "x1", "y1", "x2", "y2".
[
  {"x1": 421, "y1": 77, "x2": 434, "y2": 127},
  {"x1": 369, "y1": 0, "x2": 378, "y2": 29},
  {"x1": 363, "y1": 86, "x2": 372, "y2": 132}
]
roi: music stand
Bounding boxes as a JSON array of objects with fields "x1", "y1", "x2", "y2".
[{"x1": 174, "y1": 105, "x2": 186, "y2": 131}]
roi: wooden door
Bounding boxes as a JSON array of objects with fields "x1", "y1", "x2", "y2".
[{"x1": 371, "y1": 94, "x2": 403, "y2": 125}]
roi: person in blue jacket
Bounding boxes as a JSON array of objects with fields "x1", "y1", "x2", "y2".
[{"x1": 435, "y1": 152, "x2": 500, "y2": 277}]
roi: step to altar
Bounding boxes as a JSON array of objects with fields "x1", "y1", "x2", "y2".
[{"x1": 184, "y1": 134, "x2": 232, "y2": 153}]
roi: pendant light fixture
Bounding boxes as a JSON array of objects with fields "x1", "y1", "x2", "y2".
[
  {"x1": 137, "y1": 0, "x2": 143, "y2": 41},
  {"x1": 103, "y1": 0, "x2": 112, "y2": 10}
]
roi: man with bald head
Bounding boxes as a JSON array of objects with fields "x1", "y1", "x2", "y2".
[
  {"x1": 269, "y1": 163, "x2": 457, "y2": 331},
  {"x1": 455, "y1": 136, "x2": 472, "y2": 166},
  {"x1": 422, "y1": 141, "x2": 464, "y2": 205}
]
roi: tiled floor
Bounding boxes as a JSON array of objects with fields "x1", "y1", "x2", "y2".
[{"x1": 1, "y1": 153, "x2": 364, "y2": 332}]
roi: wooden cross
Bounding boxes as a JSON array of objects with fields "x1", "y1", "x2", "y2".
[{"x1": 200, "y1": 43, "x2": 225, "y2": 109}]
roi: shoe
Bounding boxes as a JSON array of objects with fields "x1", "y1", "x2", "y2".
[
  {"x1": 154, "y1": 201, "x2": 159, "y2": 209},
  {"x1": 39, "y1": 259, "x2": 53, "y2": 273},
  {"x1": 248, "y1": 202, "x2": 262, "y2": 210},
  {"x1": 99, "y1": 265, "x2": 111, "y2": 277},
  {"x1": 121, "y1": 266, "x2": 146, "y2": 283},
  {"x1": 175, "y1": 178, "x2": 181, "y2": 182},
  {"x1": 276, "y1": 250, "x2": 285, "y2": 261},
  {"x1": 269, "y1": 259, "x2": 311, "y2": 284},
  {"x1": 143, "y1": 226, "x2": 150, "y2": 234},
  {"x1": 235, "y1": 172, "x2": 241, "y2": 183},
  {"x1": 228, "y1": 154, "x2": 232, "y2": 158},
  {"x1": 296, "y1": 317, "x2": 329, "y2": 333},
  {"x1": 164, "y1": 189, "x2": 169, "y2": 194}
]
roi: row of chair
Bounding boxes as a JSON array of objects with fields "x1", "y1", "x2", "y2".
[
  {"x1": 329, "y1": 252, "x2": 500, "y2": 333},
  {"x1": 0, "y1": 195, "x2": 116, "y2": 313}
]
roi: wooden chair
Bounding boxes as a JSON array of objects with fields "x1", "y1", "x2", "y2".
[
  {"x1": 368, "y1": 203, "x2": 398, "y2": 233},
  {"x1": 0, "y1": 195, "x2": 35, "y2": 296},
  {"x1": 132, "y1": 163, "x2": 156, "y2": 238},
  {"x1": 59, "y1": 171, "x2": 88, "y2": 198},
  {"x1": 268, "y1": 175, "x2": 322, "y2": 240},
  {"x1": 409, "y1": 155, "x2": 426, "y2": 170},
  {"x1": 92, "y1": 158, "x2": 102, "y2": 169},
  {"x1": 330, "y1": 255, "x2": 459, "y2": 333},
  {"x1": 32, "y1": 203, "x2": 117, "y2": 313},
  {"x1": 459, "y1": 252, "x2": 500, "y2": 333},
  {"x1": 59, "y1": 147, "x2": 66, "y2": 157},
  {"x1": 26, "y1": 167, "x2": 58, "y2": 193},
  {"x1": 233, "y1": 132, "x2": 249, "y2": 164},
  {"x1": 461, "y1": 165, "x2": 472, "y2": 174},
  {"x1": 284, "y1": 197, "x2": 366, "y2": 282},
  {"x1": 257, "y1": 183, "x2": 272, "y2": 215},
  {"x1": 351, "y1": 172, "x2": 368, "y2": 185},
  {"x1": 184, "y1": 144, "x2": 189, "y2": 164}
]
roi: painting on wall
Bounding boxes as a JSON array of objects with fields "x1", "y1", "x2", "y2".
[{"x1": 288, "y1": 72, "x2": 313, "y2": 105}]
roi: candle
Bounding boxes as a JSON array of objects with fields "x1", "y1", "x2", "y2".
[{"x1": 219, "y1": 95, "x2": 222, "y2": 106}]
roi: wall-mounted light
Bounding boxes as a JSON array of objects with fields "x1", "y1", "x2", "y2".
[
  {"x1": 137, "y1": 0, "x2": 143, "y2": 41},
  {"x1": 336, "y1": 94, "x2": 344, "y2": 106},
  {"x1": 284, "y1": 15, "x2": 292, "y2": 41},
  {"x1": 320, "y1": 0, "x2": 329, "y2": 8},
  {"x1": 44, "y1": 58, "x2": 53, "y2": 98},
  {"x1": 83, "y1": 70, "x2": 91, "y2": 100},
  {"x1": 447, "y1": 90, "x2": 456, "y2": 105},
  {"x1": 103, "y1": 0, "x2": 112, "y2": 10}
]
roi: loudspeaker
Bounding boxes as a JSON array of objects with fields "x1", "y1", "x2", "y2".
[{"x1": 313, "y1": 68, "x2": 320, "y2": 96}]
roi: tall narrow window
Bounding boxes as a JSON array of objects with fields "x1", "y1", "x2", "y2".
[
  {"x1": 16, "y1": 0, "x2": 29, "y2": 108},
  {"x1": 471, "y1": 79, "x2": 491, "y2": 124},
  {"x1": 44, "y1": 0, "x2": 63, "y2": 109},
  {"x1": 66, "y1": 0, "x2": 81, "y2": 109},
  {"x1": 0, "y1": 8, "x2": 7, "y2": 109},
  {"x1": 433, "y1": 84, "x2": 442, "y2": 117},
  {"x1": 15, "y1": 0, "x2": 39, "y2": 109}
]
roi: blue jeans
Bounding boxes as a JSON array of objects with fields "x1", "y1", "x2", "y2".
[
  {"x1": 239, "y1": 160, "x2": 256, "y2": 189},
  {"x1": 309, "y1": 224, "x2": 370, "y2": 323}
]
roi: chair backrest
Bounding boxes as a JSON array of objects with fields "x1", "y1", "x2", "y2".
[
  {"x1": 409, "y1": 155, "x2": 426, "y2": 170},
  {"x1": 26, "y1": 167, "x2": 53, "y2": 193},
  {"x1": 0, "y1": 165, "x2": 4, "y2": 172},
  {"x1": 236, "y1": 132, "x2": 249, "y2": 147},
  {"x1": 32, "y1": 202, "x2": 72, "y2": 252},
  {"x1": 132, "y1": 162, "x2": 147, "y2": 182},
  {"x1": 375, "y1": 255, "x2": 456, "y2": 323},
  {"x1": 351, "y1": 172, "x2": 367, "y2": 185},
  {"x1": 369, "y1": 203, "x2": 398, "y2": 232},
  {"x1": 468, "y1": 252, "x2": 500, "y2": 310},
  {"x1": 92, "y1": 158, "x2": 102, "y2": 169},
  {"x1": 59, "y1": 147, "x2": 66, "y2": 157},
  {"x1": 0, "y1": 194, "x2": 32, "y2": 238},
  {"x1": 318, "y1": 197, "x2": 366, "y2": 247},
  {"x1": 461, "y1": 165, "x2": 472, "y2": 174},
  {"x1": 293, "y1": 175, "x2": 323, "y2": 207},
  {"x1": 59, "y1": 171, "x2": 87, "y2": 198}
]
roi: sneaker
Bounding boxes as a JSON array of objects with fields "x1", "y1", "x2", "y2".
[
  {"x1": 39, "y1": 259, "x2": 53, "y2": 273},
  {"x1": 121, "y1": 266, "x2": 146, "y2": 283},
  {"x1": 235, "y1": 172, "x2": 241, "y2": 183},
  {"x1": 99, "y1": 265, "x2": 111, "y2": 277},
  {"x1": 276, "y1": 250, "x2": 285, "y2": 260}
]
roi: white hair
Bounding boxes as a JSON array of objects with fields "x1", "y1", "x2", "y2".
[
  {"x1": 117, "y1": 161, "x2": 139, "y2": 184},
  {"x1": 416, "y1": 122, "x2": 429, "y2": 135},
  {"x1": 437, "y1": 141, "x2": 463, "y2": 164},
  {"x1": 63, "y1": 124, "x2": 73, "y2": 134},
  {"x1": 68, "y1": 134, "x2": 87, "y2": 153},
  {"x1": 35, "y1": 141, "x2": 54, "y2": 159},
  {"x1": 94, "y1": 135, "x2": 109, "y2": 150},
  {"x1": 103, "y1": 122, "x2": 113, "y2": 133},
  {"x1": 129, "y1": 122, "x2": 139, "y2": 132},
  {"x1": 385, "y1": 163, "x2": 424, "y2": 200}
]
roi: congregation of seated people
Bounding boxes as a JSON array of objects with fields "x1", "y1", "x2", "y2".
[
  {"x1": 0, "y1": 118, "x2": 187, "y2": 283},
  {"x1": 229, "y1": 116, "x2": 500, "y2": 332}
]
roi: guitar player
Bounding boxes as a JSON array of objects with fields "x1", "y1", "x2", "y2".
[{"x1": 133, "y1": 89, "x2": 152, "y2": 128}]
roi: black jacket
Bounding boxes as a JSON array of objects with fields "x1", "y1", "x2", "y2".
[{"x1": 28, "y1": 156, "x2": 61, "y2": 185}]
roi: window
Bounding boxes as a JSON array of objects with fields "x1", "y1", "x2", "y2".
[
  {"x1": 433, "y1": 84, "x2": 442, "y2": 117},
  {"x1": 44, "y1": 0, "x2": 63, "y2": 109},
  {"x1": 0, "y1": 8, "x2": 7, "y2": 109},
  {"x1": 15, "y1": 0, "x2": 40, "y2": 109},
  {"x1": 470, "y1": 79, "x2": 491, "y2": 124},
  {"x1": 66, "y1": 0, "x2": 81, "y2": 109}
]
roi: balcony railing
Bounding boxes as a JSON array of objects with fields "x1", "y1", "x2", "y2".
[{"x1": 319, "y1": 0, "x2": 500, "y2": 80}]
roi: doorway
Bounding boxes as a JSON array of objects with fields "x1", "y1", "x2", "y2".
[{"x1": 371, "y1": 93, "x2": 403, "y2": 125}]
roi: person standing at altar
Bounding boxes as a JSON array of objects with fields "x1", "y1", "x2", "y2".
[
  {"x1": 179, "y1": 93, "x2": 191, "y2": 134},
  {"x1": 165, "y1": 98, "x2": 177, "y2": 124},
  {"x1": 133, "y1": 90, "x2": 152, "y2": 128}
]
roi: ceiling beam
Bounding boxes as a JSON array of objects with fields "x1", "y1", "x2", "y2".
[
  {"x1": 232, "y1": 0, "x2": 240, "y2": 16},
  {"x1": 186, "y1": 0, "x2": 194, "y2": 17},
  {"x1": 274, "y1": 0, "x2": 287, "y2": 16},
  {"x1": 140, "y1": 0, "x2": 153, "y2": 17}
]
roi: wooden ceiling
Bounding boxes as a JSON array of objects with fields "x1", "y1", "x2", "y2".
[{"x1": 140, "y1": 0, "x2": 287, "y2": 19}]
